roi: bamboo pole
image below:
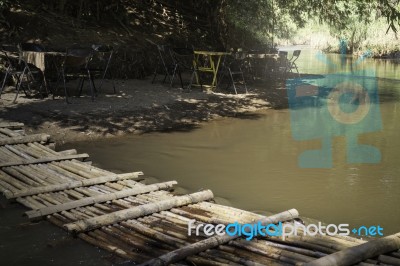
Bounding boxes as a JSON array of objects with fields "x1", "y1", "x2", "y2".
[
  {"x1": 33, "y1": 164, "x2": 73, "y2": 183},
  {"x1": 102, "y1": 225, "x2": 171, "y2": 257},
  {"x1": 197, "y1": 251, "x2": 239, "y2": 265},
  {"x1": 64, "y1": 190, "x2": 214, "y2": 234},
  {"x1": 26, "y1": 181, "x2": 177, "y2": 220},
  {"x1": 205, "y1": 248, "x2": 266, "y2": 266},
  {"x1": 155, "y1": 208, "x2": 327, "y2": 264},
  {"x1": 139, "y1": 209, "x2": 299, "y2": 266},
  {"x1": 0, "y1": 154, "x2": 89, "y2": 168},
  {"x1": 16, "y1": 165, "x2": 59, "y2": 185},
  {"x1": 2, "y1": 167, "x2": 42, "y2": 187},
  {"x1": 5, "y1": 172, "x2": 143, "y2": 199},
  {"x1": 0, "y1": 170, "x2": 29, "y2": 189},
  {"x1": 0, "y1": 128, "x2": 20, "y2": 137},
  {"x1": 217, "y1": 245, "x2": 285, "y2": 266},
  {"x1": 231, "y1": 238, "x2": 313, "y2": 264},
  {"x1": 57, "y1": 149, "x2": 78, "y2": 156},
  {"x1": 18, "y1": 143, "x2": 51, "y2": 158},
  {"x1": 28, "y1": 143, "x2": 58, "y2": 156},
  {"x1": 187, "y1": 256, "x2": 233, "y2": 266},
  {"x1": 8, "y1": 144, "x2": 38, "y2": 159},
  {"x1": 78, "y1": 232, "x2": 135, "y2": 260},
  {"x1": 262, "y1": 240, "x2": 326, "y2": 258},
  {"x1": 378, "y1": 254, "x2": 400, "y2": 265},
  {"x1": 121, "y1": 219, "x2": 187, "y2": 248},
  {"x1": 0, "y1": 133, "x2": 50, "y2": 146},
  {"x1": 0, "y1": 179, "x2": 18, "y2": 194},
  {"x1": 304, "y1": 232, "x2": 400, "y2": 266},
  {"x1": 32, "y1": 143, "x2": 58, "y2": 155},
  {"x1": 53, "y1": 161, "x2": 98, "y2": 179},
  {"x1": 0, "y1": 122, "x2": 24, "y2": 129},
  {"x1": 47, "y1": 163, "x2": 83, "y2": 181},
  {"x1": 0, "y1": 146, "x2": 23, "y2": 161}
]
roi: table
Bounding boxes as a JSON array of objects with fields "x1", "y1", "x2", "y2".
[
  {"x1": 246, "y1": 53, "x2": 278, "y2": 79},
  {"x1": 193, "y1": 51, "x2": 230, "y2": 90}
]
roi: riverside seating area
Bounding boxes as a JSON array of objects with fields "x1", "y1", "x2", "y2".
[
  {"x1": 0, "y1": 43, "x2": 115, "y2": 103},
  {"x1": 151, "y1": 45, "x2": 302, "y2": 95},
  {"x1": 0, "y1": 122, "x2": 399, "y2": 265},
  {"x1": 0, "y1": 42, "x2": 302, "y2": 104}
]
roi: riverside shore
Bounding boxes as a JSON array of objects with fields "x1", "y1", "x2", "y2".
[{"x1": 0, "y1": 78, "x2": 289, "y2": 144}]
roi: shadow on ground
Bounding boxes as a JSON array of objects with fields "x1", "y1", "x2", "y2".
[{"x1": 0, "y1": 77, "x2": 285, "y2": 143}]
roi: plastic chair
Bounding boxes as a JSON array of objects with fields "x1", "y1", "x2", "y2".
[
  {"x1": 55, "y1": 47, "x2": 95, "y2": 103},
  {"x1": 0, "y1": 44, "x2": 43, "y2": 102},
  {"x1": 88, "y1": 44, "x2": 115, "y2": 93},
  {"x1": 217, "y1": 54, "x2": 248, "y2": 94}
]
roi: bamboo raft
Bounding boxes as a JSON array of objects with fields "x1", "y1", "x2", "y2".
[{"x1": 0, "y1": 122, "x2": 399, "y2": 266}]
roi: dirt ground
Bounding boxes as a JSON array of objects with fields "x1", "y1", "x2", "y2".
[{"x1": 0, "y1": 77, "x2": 289, "y2": 144}]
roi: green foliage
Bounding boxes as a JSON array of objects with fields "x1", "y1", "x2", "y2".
[
  {"x1": 4, "y1": 0, "x2": 400, "y2": 52},
  {"x1": 283, "y1": 17, "x2": 400, "y2": 57},
  {"x1": 224, "y1": 0, "x2": 400, "y2": 48},
  {"x1": 0, "y1": 0, "x2": 9, "y2": 12}
]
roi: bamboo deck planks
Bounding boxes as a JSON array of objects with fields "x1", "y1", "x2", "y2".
[
  {"x1": 0, "y1": 123, "x2": 399, "y2": 266},
  {"x1": 5, "y1": 172, "x2": 143, "y2": 199}
]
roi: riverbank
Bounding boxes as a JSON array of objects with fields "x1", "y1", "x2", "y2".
[{"x1": 0, "y1": 78, "x2": 288, "y2": 144}]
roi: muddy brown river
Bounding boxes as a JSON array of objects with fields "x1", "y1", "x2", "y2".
[
  {"x1": 1, "y1": 48, "x2": 400, "y2": 265},
  {"x1": 66, "y1": 48, "x2": 400, "y2": 236}
]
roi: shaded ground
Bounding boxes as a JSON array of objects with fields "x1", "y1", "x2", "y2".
[{"x1": 0, "y1": 77, "x2": 289, "y2": 144}]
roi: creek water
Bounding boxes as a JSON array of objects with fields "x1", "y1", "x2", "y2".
[
  {"x1": 1, "y1": 47, "x2": 400, "y2": 265},
  {"x1": 64, "y1": 48, "x2": 400, "y2": 235}
]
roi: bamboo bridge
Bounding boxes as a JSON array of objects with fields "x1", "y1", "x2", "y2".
[{"x1": 0, "y1": 122, "x2": 399, "y2": 266}]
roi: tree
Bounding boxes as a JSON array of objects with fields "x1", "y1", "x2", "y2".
[{"x1": 223, "y1": 0, "x2": 400, "y2": 48}]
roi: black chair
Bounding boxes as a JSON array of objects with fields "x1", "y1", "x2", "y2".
[
  {"x1": 170, "y1": 47, "x2": 201, "y2": 90},
  {"x1": 20, "y1": 43, "x2": 49, "y2": 96},
  {"x1": 152, "y1": 44, "x2": 176, "y2": 86},
  {"x1": 217, "y1": 54, "x2": 248, "y2": 94},
  {"x1": 0, "y1": 44, "x2": 43, "y2": 102},
  {"x1": 55, "y1": 47, "x2": 95, "y2": 103},
  {"x1": 278, "y1": 51, "x2": 290, "y2": 73},
  {"x1": 88, "y1": 44, "x2": 115, "y2": 93}
]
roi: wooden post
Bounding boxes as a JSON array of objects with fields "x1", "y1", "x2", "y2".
[
  {"x1": 303, "y1": 232, "x2": 400, "y2": 266},
  {"x1": 64, "y1": 190, "x2": 214, "y2": 234},
  {"x1": 139, "y1": 209, "x2": 299, "y2": 266},
  {"x1": 25, "y1": 181, "x2": 178, "y2": 220},
  {"x1": 0, "y1": 134, "x2": 50, "y2": 146},
  {"x1": 5, "y1": 172, "x2": 143, "y2": 199}
]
